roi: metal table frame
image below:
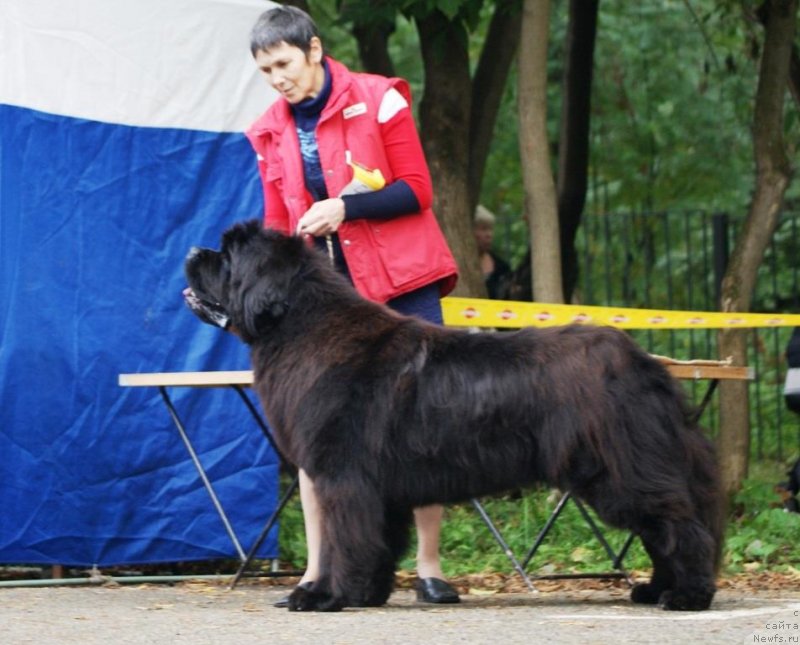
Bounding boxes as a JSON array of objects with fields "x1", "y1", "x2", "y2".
[{"x1": 118, "y1": 371, "x2": 301, "y2": 587}]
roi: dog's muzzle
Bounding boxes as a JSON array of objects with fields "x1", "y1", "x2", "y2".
[{"x1": 183, "y1": 287, "x2": 230, "y2": 329}]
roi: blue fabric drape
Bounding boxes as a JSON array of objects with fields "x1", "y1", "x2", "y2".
[{"x1": 0, "y1": 105, "x2": 278, "y2": 566}]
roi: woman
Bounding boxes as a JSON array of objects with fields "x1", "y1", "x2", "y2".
[{"x1": 245, "y1": 6, "x2": 460, "y2": 606}]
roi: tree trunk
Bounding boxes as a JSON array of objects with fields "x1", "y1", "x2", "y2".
[
  {"x1": 468, "y1": 1, "x2": 523, "y2": 212},
  {"x1": 791, "y1": 43, "x2": 800, "y2": 108},
  {"x1": 352, "y1": 21, "x2": 396, "y2": 77},
  {"x1": 717, "y1": 0, "x2": 796, "y2": 497},
  {"x1": 756, "y1": 0, "x2": 800, "y2": 108},
  {"x1": 518, "y1": 0, "x2": 563, "y2": 303},
  {"x1": 417, "y1": 11, "x2": 486, "y2": 298},
  {"x1": 557, "y1": 0, "x2": 598, "y2": 302}
]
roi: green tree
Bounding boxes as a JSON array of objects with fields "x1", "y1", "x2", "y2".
[{"x1": 718, "y1": 0, "x2": 798, "y2": 497}]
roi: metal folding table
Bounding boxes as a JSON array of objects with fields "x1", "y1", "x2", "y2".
[{"x1": 118, "y1": 370, "x2": 301, "y2": 587}]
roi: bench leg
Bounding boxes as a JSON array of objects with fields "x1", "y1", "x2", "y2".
[
  {"x1": 471, "y1": 498, "x2": 537, "y2": 592},
  {"x1": 230, "y1": 474, "x2": 300, "y2": 589}
]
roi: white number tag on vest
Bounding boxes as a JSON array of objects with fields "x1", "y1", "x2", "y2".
[{"x1": 343, "y1": 102, "x2": 367, "y2": 119}]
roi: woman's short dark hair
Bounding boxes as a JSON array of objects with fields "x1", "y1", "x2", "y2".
[{"x1": 249, "y1": 6, "x2": 322, "y2": 57}]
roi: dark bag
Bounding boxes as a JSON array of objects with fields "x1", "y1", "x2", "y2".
[
  {"x1": 777, "y1": 457, "x2": 800, "y2": 512},
  {"x1": 784, "y1": 328, "x2": 800, "y2": 413}
]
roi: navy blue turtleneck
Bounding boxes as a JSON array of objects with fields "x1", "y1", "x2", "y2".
[{"x1": 291, "y1": 60, "x2": 333, "y2": 202}]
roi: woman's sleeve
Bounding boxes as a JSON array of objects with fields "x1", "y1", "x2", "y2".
[{"x1": 342, "y1": 87, "x2": 433, "y2": 221}]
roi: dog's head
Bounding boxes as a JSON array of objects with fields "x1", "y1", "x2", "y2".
[{"x1": 184, "y1": 220, "x2": 306, "y2": 343}]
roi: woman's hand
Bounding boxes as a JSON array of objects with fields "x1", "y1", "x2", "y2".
[{"x1": 296, "y1": 198, "x2": 346, "y2": 237}]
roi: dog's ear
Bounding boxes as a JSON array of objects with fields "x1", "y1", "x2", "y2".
[
  {"x1": 242, "y1": 281, "x2": 289, "y2": 338},
  {"x1": 221, "y1": 219, "x2": 263, "y2": 252},
  {"x1": 233, "y1": 230, "x2": 305, "y2": 339}
]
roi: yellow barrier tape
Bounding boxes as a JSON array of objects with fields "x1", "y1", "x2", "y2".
[{"x1": 441, "y1": 297, "x2": 800, "y2": 330}]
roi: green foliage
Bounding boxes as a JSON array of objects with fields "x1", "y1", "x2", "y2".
[
  {"x1": 483, "y1": 0, "x2": 800, "y2": 266},
  {"x1": 275, "y1": 462, "x2": 800, "y2": 579},
  {"x1": 332, "y1": 0, "x2": 484, "y2": 34},
  {"x1": 300, "y1": 0, "x2": 800, "y2": 270},
  {"x1": 334, "y1": 0, "x2": 401, "y2": 27},
  {"x1": 586, "y1": 2, "x2": 757, "y2": 214},
  {"x1": 304, "y1": 0, "x2": 361, "y2": 65},
  {"x1": 725, "y1": 462, "x2": 800, "y2": 573}
]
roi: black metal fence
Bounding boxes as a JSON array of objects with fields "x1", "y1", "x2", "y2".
[{"x1": 572, "y1": 210, "x2": 800, "y2": 462}]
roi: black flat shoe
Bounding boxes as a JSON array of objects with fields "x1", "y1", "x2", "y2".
[
  {"x1": 273, "y1": 581, "x2": 313, "y2": 608},
  {"x1": 416, "y1": 577, "x2": 460, "y2": 604}
]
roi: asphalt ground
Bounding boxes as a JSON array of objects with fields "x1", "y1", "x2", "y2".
[{"x1": 3, "y1": 580, "x2": 800, "y2": 644}]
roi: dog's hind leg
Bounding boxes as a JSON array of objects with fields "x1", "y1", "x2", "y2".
[
  {"x1": 634, "y1": 519, "x2": 717, "y2": 611},
  {"x1": 657, "y1": 520, "x2": 717, "y2": 611},
  {"x1": 631, "y1": 530, "x2": 675, "y2": 605},
  {"x1": 638, "y1": 430, "x2": 722, "y2": 611},
  {"x1": 578, "y1": 481, "x2": 717, "y2": 611}
]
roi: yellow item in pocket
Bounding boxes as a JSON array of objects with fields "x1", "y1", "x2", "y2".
[
  {"x1": 339, "y1": 151, "x2": 385, "y2": 195},
  {"x1": 350, "y1": 160, "x2": 385, "y2": 191}
]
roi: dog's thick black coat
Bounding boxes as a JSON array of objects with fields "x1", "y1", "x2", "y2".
[{"x1": 184, "y1": 220, "x2": 723, "y2": 612}]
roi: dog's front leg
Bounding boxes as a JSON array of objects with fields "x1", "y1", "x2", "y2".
[
  {"x1": 289, "y1": 478, "x2": 395, "y2": 611},
  {"x1": 327, "y1": 483, "x2": 398, "y2": 608},
  {"x1": 286, "y1": 517, "x2": 344, "y2": 611},
  {"x1": 287, "y1": 572, "x2": 343, "y2": 612}
]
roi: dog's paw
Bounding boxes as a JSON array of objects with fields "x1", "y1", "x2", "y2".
[
  {"x1": 287, "y1": 585, "x2": 344, "y2": 612},
  {"x1": 346, "y1": 589, "x2": 390, "y2": 608},
  {"x1": 658, "y1": 588, "x2": 714, "y2": 611},
  {"x1": 630, "y1": 582, "x2": 662, "y2": 605}
]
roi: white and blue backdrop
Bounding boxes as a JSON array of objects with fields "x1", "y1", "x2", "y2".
[{"x1": 0, "y1": 0, "x2": 281, "y2": 566}]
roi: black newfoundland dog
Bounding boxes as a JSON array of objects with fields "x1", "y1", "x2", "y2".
[{"x1": 184, "y1": 220, "x2": 723, "y2": 612}]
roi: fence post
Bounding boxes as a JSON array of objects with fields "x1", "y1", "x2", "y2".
[{"x1": 712, "y1": 212, "x2": 729, "y2": 307}]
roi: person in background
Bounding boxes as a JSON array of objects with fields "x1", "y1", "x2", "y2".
[
  {"x1": 474, "y1": 205, "x2": 511, "y2": 300},
  {"x1": 778, "y1": 327, "x2": 800, "y2": 512},
  {"x1": 244, "y1": 5, "x2": 460, "y2": 607}
]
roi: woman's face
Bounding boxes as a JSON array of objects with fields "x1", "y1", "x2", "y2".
[{"x1": 254, "y1": 38, "x2": 324, "y2": 104}]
